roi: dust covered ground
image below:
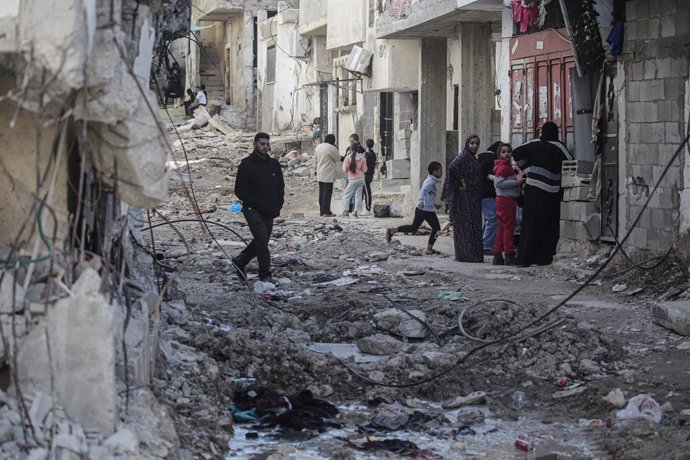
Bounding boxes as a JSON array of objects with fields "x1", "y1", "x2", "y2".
[{"x1": 145, "y1": 112, "x2": 690, "y2": 459}]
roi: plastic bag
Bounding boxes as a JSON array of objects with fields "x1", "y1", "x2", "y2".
[{"x1": 616, "y1": 394, "x2": 662, "y2": 423}]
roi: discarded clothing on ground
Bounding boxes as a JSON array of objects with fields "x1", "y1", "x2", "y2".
[{"x1": 230, "y1": 388, "x2": 340, "y2": 434}]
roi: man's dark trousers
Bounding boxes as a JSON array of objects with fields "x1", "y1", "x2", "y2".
[
  {"x1": 318, "y1": 181, "x2": 334, "y2": 215},
  {"x1": 234, "y1": 207, "x2": 273, "y2": 279}
]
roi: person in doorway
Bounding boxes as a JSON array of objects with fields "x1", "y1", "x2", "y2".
[
  {"x1": 386, "y1": 161, "x2": 443, "y2": 255},
  {"x1": 314, "y1": 134, "x2": 340, "y2": 217},
  {"x1": 362, "y1": 139, "x2": 377, "y2": 213},
  {"x1": 232, "y1": 132, "x2": 285, "y2": 283},
  {"x1": 183, "y1": 88, "x2": 195, "y2": 113},
  {"x1": 492, "y1": 143, "x2": 523, "y2": 265},
  {"x1": 186, "y1": 84, "x2": 208, "y2": 117},
  {"x1": 512, "y1": 121, "x2": 573, "y2": 266},
  {"x1": 478, "y1": 141, "x2": 502, "y2": 255},
  {"x1": 341, "y1": 143, "x2": 368, "y2": 217},
  {"x1": 441, "y1": 134, "x2": 484, "y2": 263}
]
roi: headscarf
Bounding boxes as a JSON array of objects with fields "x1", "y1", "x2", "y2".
[
  {"x1": 540, "y1": 122, "x2": 559, "y2": 142},
  {"x1": 462, "y1": 134, "x2": 480, "y2": 156},
  {"x1": 442, "y1": 134, "x2": 480, "y2": 202}
]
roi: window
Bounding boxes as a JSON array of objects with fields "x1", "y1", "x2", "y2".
[
  {"x1": 266, "y1": 46, "x2": 276, "y2": 84},
  {"x1": 333, "y1": 55, "x2": 358, "y2": 111}
]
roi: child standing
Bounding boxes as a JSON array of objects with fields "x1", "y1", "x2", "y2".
[
  {"x1": 386, "y1": 162, "x2": 443, "y2": 255},
  {"x1": 341, "y1": 147, "x2": 368, "y2": 217},
  {"x1": 492, "y1": 143, "x2": 522, "y2": 265}
]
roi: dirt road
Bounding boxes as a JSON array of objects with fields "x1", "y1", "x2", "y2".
[{"x1": 145, "y1": 114, "x2": 690, "y2": 459}]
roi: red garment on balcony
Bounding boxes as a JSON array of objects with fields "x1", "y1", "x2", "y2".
[{"x1": 512, "y1": 0, "x2": 539, "y2": 33}]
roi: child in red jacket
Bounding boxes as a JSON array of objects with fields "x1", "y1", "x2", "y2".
[{"x1": 493, "y1": 143, "x2": 523, "y2": 265}]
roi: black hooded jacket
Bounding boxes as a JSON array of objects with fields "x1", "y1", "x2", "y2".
[
  {"x1": 477, "y1": 142, "x2": 502, "y2": 199},
  {"x1": 234, "y1": 151, "x2": 285, "y2": 218}
]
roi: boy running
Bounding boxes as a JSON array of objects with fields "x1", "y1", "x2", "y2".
[{"x1": 386, "y1": 161, "x2": 443, "y2": 255}]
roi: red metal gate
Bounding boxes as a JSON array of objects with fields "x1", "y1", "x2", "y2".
[{"x1": 509, "y1": 29, "x2": 575, "y2": 150}]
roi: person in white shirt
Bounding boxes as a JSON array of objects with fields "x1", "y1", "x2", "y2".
[
  {"x1": 186, "y1": 84, "x2": 208, "y2": 117},
  {"x1": 314, "y1": 134, "x2": 341, "y2": 216}
]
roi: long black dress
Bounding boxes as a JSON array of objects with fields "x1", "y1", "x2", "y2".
[
  {"x1": 442, "y1": 142, "x2": 484, "y2": 263},
  {"x1": 512, "y1": 136, "x2": 572, "y2": 266}
]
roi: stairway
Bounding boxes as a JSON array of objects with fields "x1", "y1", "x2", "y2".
[{"x1": 199, "y1": 45, "x2": 224, "y2": 102}]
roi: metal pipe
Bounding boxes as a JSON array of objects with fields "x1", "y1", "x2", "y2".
[{"x1": 557, "y1": 0, "x2": 584, "y2": 77}]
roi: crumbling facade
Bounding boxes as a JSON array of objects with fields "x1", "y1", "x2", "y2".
[
  {"x1": 188, "y1": 0, "x2": 280, "y2": 129},
  {"x1": 249, "y1": 0, "x2": 690, "y2": 259},
  {"x1": 0, "y1": 0, "x2": 187, "y2": 457}
]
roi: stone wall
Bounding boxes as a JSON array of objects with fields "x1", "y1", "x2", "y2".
[{"x1": 623, "y1": 0, "x2": 690, "y2": 253}]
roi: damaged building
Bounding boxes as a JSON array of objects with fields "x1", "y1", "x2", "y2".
[
  {"x1": 0, "y1": 0, "x2": 188, "y2": 457},
  {"x1": 245, "y1": 0, "x2": 690, "y2": 258}
]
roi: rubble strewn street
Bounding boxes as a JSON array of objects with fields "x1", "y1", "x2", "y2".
[{"x1": 145, "y1": 117, "x2": 690, "y2": 458}]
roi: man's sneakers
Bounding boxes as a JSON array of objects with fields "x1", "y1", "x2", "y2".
[{"x1": 504, "y1": 253, "x2": 517, "y2": 266}]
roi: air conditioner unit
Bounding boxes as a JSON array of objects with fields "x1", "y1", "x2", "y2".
[
  {"x1": 344, "y1": 45, "x2": 373, "y2": 75},
  {"x1": 291, "y1": 29, "x2": 309, "y2": 58}
]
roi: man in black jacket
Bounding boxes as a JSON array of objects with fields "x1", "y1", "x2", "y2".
[{"x1": 233, "y1": 132, "x2": 285, "y2": 282}]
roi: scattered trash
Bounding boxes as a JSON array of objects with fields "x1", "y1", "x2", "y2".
[
  {"x1": 317, "y1": 276, "x2": 358, "y2": 287},
  {"x1": 312, "y1": 273, "x2": 337, "y2": 283},
  {"x1": 232, "y1": 378, "x2": 257, "y2": 391},
  {"x1": 612, "y1": 283, "x2": 627, "y2": 293},
  {"x1": 554, "y1": 377, "x2": 571, "y2": 387},
  {"x1": 616, "y1": 394, "x2": 662, "y2": 423},
  {"x1": 442, "y1": 391, "x2": 486, "y2": 409},
  {"x1": 342, "y1": 438, "x2": 423, "y2": 455},
  {"x1": 228, "y1": 202, "x2": 243, "y2": 213},
  {"x1": 457, "y1": 425, "x2": 476, "y2": 436},
  {"x1": 438, "y1": 291, "x2": 464, "y2": 301},
  {"x1": 245, "y1": 432, "x2": 259, "y2": 439},
  {"x1": 511, "y1": 391, "x2": 526, "y2": 410},
  {"x1": 515, "y1": 435, "x2": 534, "y2": 452},
  {"x1": 402, "y1": 269, "x2": 426, "y2": 276},
  {"x1": 254, "y1": 281, "x2": 276, "y2": 293},
  {"x1": 627, "y1": 287, "x2": 644, "y2": 296},
  {"x1": 602, "y1": 388, "x2": 626, "y2": 408},
  {"x1": 511, "y1": 276, "x2": 521, "y2": 281},
  {"x1": 578, "y1": 418, "x2": 612, "y2": 428},
  {"x1": 677, "y1": 341, "x2": 690, "y2": 350},
  {"x1": 552, "y1": 385, "x2": 587, "y2": 399},
  {"x1": 359, "y1": 410, "x2": 439, "y2": 433}
]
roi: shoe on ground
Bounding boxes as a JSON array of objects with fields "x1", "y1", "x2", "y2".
[
  {"x1": 352, "y1": 212, "x2": 358, "y2": 218},
  {"x1": 423, "y1": 248, "x2": 434, "y2": 255},
  {"x1": 504, "y1": 253, "x2": 517, "y2": 265},
  {"x1": 483, "y1": 248, "x2": 494, "y2": 256},
  {"x1": 386, "y1": 228, "x2": 394, "y2": 243},
  {"x1": 323, "y1": 212, "x2": 336, "y2": 217},
  {"x1": 492, "y1": 254, "x2": 504, "y2": 266},
  {"x1": 259, "y1": 275, "x2": 275, "y2": 284},
  {"x1": 342, "y1": 211, "x2": 349, "y2": 217}
]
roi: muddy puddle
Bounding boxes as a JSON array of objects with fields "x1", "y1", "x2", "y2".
[{"x1": 227, "y1": 402, "x2": 605, "y2": 459}]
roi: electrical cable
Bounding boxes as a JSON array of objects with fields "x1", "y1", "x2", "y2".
[
  {"x1": 335, "y1": 126, "x2": 690, "y2": 388},
  {"x1": 141, "y1": 219, "x2": 249, "y2": 246}
]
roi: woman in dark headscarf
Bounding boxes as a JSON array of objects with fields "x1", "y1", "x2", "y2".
[
  {"x1": 512, "y1": 121, "x2": 573, "y2": 266},
  {"x1": 441, "y1": 134, "x2": 484, "y2": 263}
]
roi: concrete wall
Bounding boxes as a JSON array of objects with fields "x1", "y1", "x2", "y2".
[
  {"x1": 368, "y1": 37, "x2": 421, "y2": 92},
  {"x1": 0, "y1": 75, "x2": 69, "y2": 248},
  {"x1": 326, "y1": 0, "x2": 366, "y2": 50},
  {"x1": 623, "y1": 0, "x2": 689, "y2": 253},
  {"x1": 299, "y1": 0, "x2": 327, "y2": 35}
]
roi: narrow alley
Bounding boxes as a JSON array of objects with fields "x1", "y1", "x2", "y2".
[{"x1": 1, "y1": 0, "x2": 690, "y2": 459}]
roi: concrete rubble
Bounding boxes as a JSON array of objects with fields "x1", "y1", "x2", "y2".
[{"x1": 142, "y1": 119, "x2": 690, "y2": 457}]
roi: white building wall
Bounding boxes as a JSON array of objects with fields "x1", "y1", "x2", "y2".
[{"x1": 326, "y1": 0, "x2": 366, "y2": 50}]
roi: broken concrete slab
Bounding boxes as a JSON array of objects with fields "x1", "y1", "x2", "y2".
[
  {"x1": 422, "y1": 351, "x2": 456, "y2": 370},
  {"x1": 357, "y1": 334, "x2": 403, "y2": 355},
  {"x1": 17, "y1": 272, "x2": 117, "y2": 435},
  {"x1": 603, "y1": 388, "x2": 626, "y2": 408},
  {"x1": 374, "y1": 308, "x2": 427, "y2": 339},
  {"x1": 308, "y1": 342, "x2": 385, "y2": 364},
  {"x1": 652, "y1": 301, "x2": 690, "y2": 336},
  {"x1": 0, "y1": 273, "x2": 25, "y2": 313}
]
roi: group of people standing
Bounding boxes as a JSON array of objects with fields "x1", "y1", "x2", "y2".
[
  {"x1": 442, "y1": 121, "x2": 572, "y2": 267},
  {"x1": 230, "y1": 122, "x2": 572, "y2": 285},
  {"x1": 314, "y1": 133, "x2": 377, "y2": 218}
]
